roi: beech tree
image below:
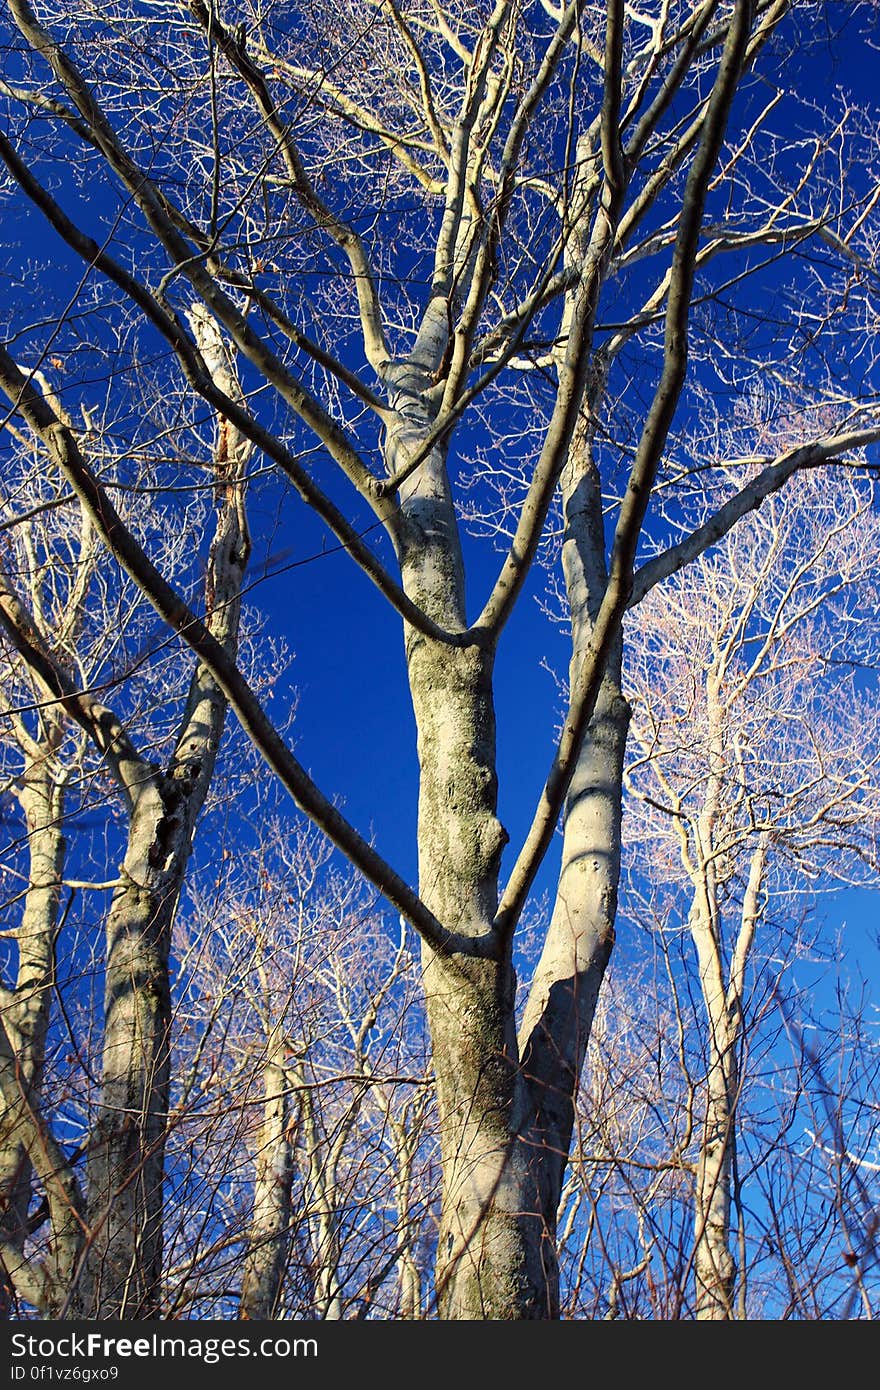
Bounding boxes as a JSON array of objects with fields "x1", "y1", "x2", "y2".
[
  {"x1": 552, "y1": 930, "x2": 880, "y2": 1318},
  {"x1": 623, "y1": 467, "x2": 880, "y2": 1317},
  {"x1": 546, "y1": 466, "x2": 880, "y2": 1318},
  {"x1": 0, "y1": 317, "x2": 252, "y2": 1315},
  {"x1": 167, "y1": 818, "x2": 435, "y2": 1320},
  {"x1": 0, "y1": 415, "x2": 98, "y2": 1315},
  {"x1": 1, "y1": 0, "x2": 879, "y2": 1319}
]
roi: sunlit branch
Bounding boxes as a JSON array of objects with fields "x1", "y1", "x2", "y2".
[
  {"x1": 438, "y1": 0, "x2": 587, "y2": 412},
  {"x1": 494, "y1": 0, "x2": 758, "y2": 937},
  {"x1": 258, "y1": 56, "x2": 445, "y2": 191},
  {"x1": 629, "y1": 429, "x2": 880, "y2": 608},
  {"x1": 187, "y1": 0, "x2": 391, "y2": 371},
  {"x1": 0, "y1": 563, "x2": 146, "y2": 805},
  {"x1": 7, "y1": 0, "x2": 387, "y2": 505}
]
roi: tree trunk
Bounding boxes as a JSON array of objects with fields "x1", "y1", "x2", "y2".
[
  {"x1": 74, "y1": 739, "x2": 237, "y2": 1315},
  {"x1": 519, "y1": 671, "x2": 628, "y2": 1223},
  {"x1": 0, "y1": 757, "x2": 65, "y2": 1314},
  {"x1": 693, "y1": 1011, "x2": 737, "y2": 1320},
  {"x1": 690, "y1": 835, "x2": 766, "y2": 1320},
  {"x1": 519, "y1": 426, "x2": 629, "y2": 1238},
  {"x1": 71, "y1": 319, "x2": 249, "y2": 1317},
  {"x1": 293, "y1": 1058, "x2": 344, "y2": 1320},
  {"x1": 386, "y1": 1102, "x2": 425, "y2": 1319},
  {"x1": 391, "y1": 364, "x2": 552, "y2": 1318},
  {"x1": 686, "y1": 668, "x2": 737, "y2": 1321},
  {"x1": 419, "y1": 941, "x2": 552, "y2": 1318},
  {"x1": 72, "y1": 778, "x2": 183, "y2": 1317},
  {"x1": 240, "y1": 1033, "x2": 295, "y2": 1319},
  {"x1": 0, "y1": 1016, "x2": 85, "y2": 1316}
]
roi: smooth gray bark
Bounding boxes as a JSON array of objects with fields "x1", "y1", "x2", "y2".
[
  {"x1": 389, "y1": 363, "x2": 552, "y2": 1318},
  {"x1": 0, "y1": 1013, "x2": 84, "y2": 1315},
  {"x1": 72, "y1": 325, "x2": 251, "y2": 1316},
  {"x1": 239, "y1": 1035, "x2": 295, "y2": 1320},
  {"x1": 75, "y1": 588, "x2": 248, "y2": 1317},
  {"x1": 0, "y1": 755, "x2": 66, "y2": 1314},
  {"x1": 389, "y1": 1107, "x2": 424, "y2": 1319},
  {"x1": 519, "y1": 424, "x2": 629, "y2": 1242},
  {"x1": 293, "y1": 1056, "x2": 345, "y2": 1320},
  {"x1": 72, "y1": 776, "x2": 187, "y2": 1317},
  {"x1": 690, "y1": 836, "x2": 767, "y2": 1319}
]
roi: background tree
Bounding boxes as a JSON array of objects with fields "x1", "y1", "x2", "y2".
[
  {"x1": 0, "y1": 315, "x2": 251, "y2": 1316},
  {"x1": 0, "y1": 0, "x2": 878, "y2": 1318},
  {"x1": 540, "y1": 462, "x2": 880, "y2": 1317},
  {"x1": 0, "y1": 387, "x2": 103, "y2": 1313},
  {"x1": 126, "y1": 804, "x2": 437, "y2": 1321},
  {"x1": 551, "y1": 928, "x2": 880, "y2": 1318},
  {"x1": 624, "y1": 465, "x2": 880, "y2": 1317}
]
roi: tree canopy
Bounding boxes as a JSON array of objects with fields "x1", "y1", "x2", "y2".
[{"x1": 0, "y1": 0, "x2": 878, "y2": 1321}]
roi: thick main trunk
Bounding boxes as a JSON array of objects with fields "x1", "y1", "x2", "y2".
[
  {"x1": 406, "y1": 581, "x2": 552, "y2": 1317},
  {"x1": 73, "y1": 350, "x2": 248, "y2": 1317},
  {"x1": 72, "y1": 780, "x2": 181, "y2": 1318},
  {"x1": 0, "y1": 761, "x2": 65, "y2": 1314},
  {"x1": 393, "y1": 376, "x2": 552, "y2": 1317},
  {"x1": 421, "y1": 944, "x2": 554, "y2": 1318}
]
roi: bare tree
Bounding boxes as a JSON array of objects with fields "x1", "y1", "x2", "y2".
[
  {"x1": 553, "y1": 926, "x2": 880, "y2": 1318},
  {"x1": 622, "y1": 466, "x2": 880, "y2": 1316},
  {"x1": 164, "y1": 814, "x2": 436, "y2": 1320},
  {"x1": 0, "y1": 422, "x2": 95, "y2": 1314},
  {"x1": 0, "y1": 315, "x2": 251, "y2": 1315},
  {"x1": 0, "y1": 0, "x2": 878, "y2": 1318}
]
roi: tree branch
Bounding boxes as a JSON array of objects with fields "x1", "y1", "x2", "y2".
[
  {"x1": 0, "y1": 133, "x2": 461, "y2": 648},
  {"x1": 188, "y1": 0, "x2": 390, "y2": 372},
  {"x1": 0, "y1": 350, "x2": 486, "y2": 961},
  {"x1": 0, "y1": 1015, "x2": 85, "y2": 1307},
  {"x1": 7, "y1": 0, "x2": 388, "y2": 503},
  {"x1": 0, "y1": 563, "x2": 146, "y2": 806},
  {"x1": 494, "y1": 0, "x2": 758, "y2": 935},
  {"x1": 628, "y1": 430, "x2": 880, "y2": 608}
]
